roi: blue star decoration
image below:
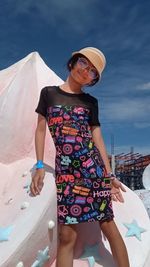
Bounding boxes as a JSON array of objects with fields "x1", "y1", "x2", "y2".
[
  {"x1": 0, "y1": 225, "x2": 14, "y2": 242},
  {"x1": 123, "y1": 219, "x2": 146, "y2": 241},
  {"x1": 31, "y1": 246, "x2": 50, "y2": 267},
  {"x1": 80, "y1": 243, "x2": 101, "y2": 267}
]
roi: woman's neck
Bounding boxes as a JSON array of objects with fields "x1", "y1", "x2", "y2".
[{"x1": 60, "y1": 76, "x2": 83, "y2": 94}]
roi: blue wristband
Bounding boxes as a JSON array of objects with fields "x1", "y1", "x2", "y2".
[{"x1": 35, "y1": 160, "x2": 44, "y2": 169}]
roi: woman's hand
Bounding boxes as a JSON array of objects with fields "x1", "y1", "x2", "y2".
[
  {"x1": 111, "y1": 178, "x2": 126, "y2": 203},
  {"x1": 30, "y1": 169, "x2": 45, "y2": 196}
]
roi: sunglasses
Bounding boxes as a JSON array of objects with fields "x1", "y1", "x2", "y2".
[{"x1": 76, "y1": 57, "x2": 99, "y2": 80}]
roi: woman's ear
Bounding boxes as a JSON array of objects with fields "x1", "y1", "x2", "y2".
[{"x1": 69, "y1": 63, "x2": 72, "y2": 70}]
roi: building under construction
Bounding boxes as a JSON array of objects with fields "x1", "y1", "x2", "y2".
[{"x1": 114, "y1": 152, "x2": 150, "y2": 190}]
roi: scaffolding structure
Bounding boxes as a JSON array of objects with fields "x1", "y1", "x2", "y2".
[{"x1": 114, "y1": 152, "x2": 150, "y2": 190}]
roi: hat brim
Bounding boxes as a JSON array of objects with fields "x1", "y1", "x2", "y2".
[{"x1": 72, "y1": 47, "x2": 106, "y2": 74}]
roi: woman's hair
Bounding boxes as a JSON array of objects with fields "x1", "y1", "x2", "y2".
[{"x1": 66, "y1": 53, "x2": 100, "y2": 86}]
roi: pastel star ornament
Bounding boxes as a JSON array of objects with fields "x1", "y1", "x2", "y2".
[
  {"x1": 31, "y1": 246, "x2": 50, "y2": 267},
  {"x1": 80, "y1": 243, "x2": 101, "y2": 267},
  {"x1": 123, "y1": 219, "x2": 146, "y2": 241},
  {"x1": 0, "y1": 225, "x2": 14, "y2": 242},
  {"x1": 82, "y1": 256, "x2": 95, "y2": 267}
]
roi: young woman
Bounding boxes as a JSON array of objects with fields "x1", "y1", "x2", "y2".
[{"x1": 30, "y1": 47, "x2": 130, "y2": 267}]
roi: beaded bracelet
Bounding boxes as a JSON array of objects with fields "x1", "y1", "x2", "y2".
[
  {"x1": 107, "y1": 172, "x2": 117, "y2": 181},
  {"x1": 35, "y1": 160, "x2": 44, "y2": 169}
]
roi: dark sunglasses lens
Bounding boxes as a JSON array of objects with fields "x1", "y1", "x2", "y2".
[
  {"x1": 77, "y1": 57, "x2": 99, "y2": 80},
  {"x1": 78, "y1": 58, "x2": 88, "y2": 68},
  {"x1": 90, "y1": 69, "x2": 98, "y2": 79}
]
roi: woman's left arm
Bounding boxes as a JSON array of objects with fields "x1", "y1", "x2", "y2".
[
  {"x1": 91, "y1": 125, "x2": 112, "y2": 174},
  {"x1": 91, "y1": 125, "x2": 126, "y2": 202}
]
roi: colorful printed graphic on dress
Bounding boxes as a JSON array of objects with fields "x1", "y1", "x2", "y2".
[{"x1": 46, "y1": 105, "x2": 114, "y2": 224}]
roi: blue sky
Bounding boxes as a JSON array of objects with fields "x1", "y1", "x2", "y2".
[{"x1": 0, "y1": 0, "x2": 150, "y2": 156}]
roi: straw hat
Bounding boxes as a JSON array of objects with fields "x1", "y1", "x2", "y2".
[{"x1": 72, "y1": 47, "x2": 106, "y2": 75}]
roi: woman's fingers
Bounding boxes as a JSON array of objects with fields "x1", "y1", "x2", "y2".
[
  {"x1": 30, "y1": 182, "x2": 37, "y2": 196},
  {"x1": 111, "y1": 189, "x2": 124, "y2": 202},
  {"x1": 34, "y1": 179, "x2": 40, "y2": 194},
  {"x1": 30, "y1": 176, "x2": 44, "y2": 196},
  {"x1": 120, "y1": 182, "x2": 126, "y2": 192},
  {"x1": 30, "y1": 179, "x2": 40, "y2": 196},
  {"x1": 111, "y1": 180, "x2": 126, "y2": 202},
  {"x1": 117, "y1": 191, "x2": 124, "y2": 202},
  {"x1": 112, "y1": 193, "x2": 124, "y2": 202},
  {"x1": 38, "y1": 177, "x2": 44, "y2": 192},
  {"x1": 111, "y1": 194, "x2": 118, "y2": 202}
]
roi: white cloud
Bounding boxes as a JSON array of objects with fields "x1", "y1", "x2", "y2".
[
  {"x1": 134, "y1": 122, "x2": 150, "y2": 129},
  {"x1": 101, "y1": 97, "x2": 150, "y2": 122},
  {"x1": 137, "y1": 82, "x2": 150, "y2": 90},
  {"x1": 11, "y1": 0, "x2": 99, "y2": 34}
]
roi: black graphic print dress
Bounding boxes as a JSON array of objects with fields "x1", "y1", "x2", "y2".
[{"x1": 35, "y1": 86, "x2": 114, "y2": 224}]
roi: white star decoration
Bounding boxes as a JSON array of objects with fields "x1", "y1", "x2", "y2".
[
  {"x1": 80, "y1": 243, "x2": 101, "y2": 267},
  {"x1": 16, "y1": 262, "x2": 24, "y2": 267},
  {"x1": 0, "y1": 225, "x2": 14, "y2": 242},
  {"x1": 31, "y1": 246, "x2": 50, "y2": 267},
  {"x1": 123, "y1": 219, "x2": 146, "y2": 241}
]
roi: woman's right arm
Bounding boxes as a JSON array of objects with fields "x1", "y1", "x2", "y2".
[
  {"x1": 30, "y1": 114, "x2": 46, "y2": 196},
  {"x1": 35, "y1": 114, "x2": 46, "y2": 161}
]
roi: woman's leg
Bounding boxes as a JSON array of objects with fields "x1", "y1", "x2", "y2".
[
  {"x1": 99, "y1": 219, "x2": 130, "y2": 267},
  {"x1": 56, "y1": 224, "x2": 77, "y2": 267}
]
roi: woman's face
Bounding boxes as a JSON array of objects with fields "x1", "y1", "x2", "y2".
[{"x1": 70, "y1": 57, "x2": 99, "y2": 86}]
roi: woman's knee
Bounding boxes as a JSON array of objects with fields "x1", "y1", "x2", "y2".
[
  {"x1": 59, "y1": 225, "x2": 77, "y2": 246},
  {"x1": 99, "y1": 219, "x2": 122, "y2": 241}
]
